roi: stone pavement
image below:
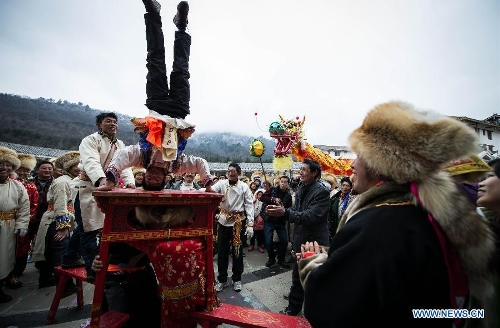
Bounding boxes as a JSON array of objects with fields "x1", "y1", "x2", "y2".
[{"x1": 0, "y1": 247, "x2": 297, "y2": 328}]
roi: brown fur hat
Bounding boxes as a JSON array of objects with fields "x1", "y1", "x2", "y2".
[
  {"x1": 348, "y1": 101, "x2": 480, "y2": 184},
  {"x1": 55, "y1": 151, "x2": 80, "y2": 172},
  {"x1": 17, "y1": 153, "x2": 37, "y2": 171},
  {"x1": 251, "y1": 171, "x2": 264, "y2": 181},
  {"x1": 322, "y1": 172, "x2": 338, "y2": 188},
  {"x1": 132, "y1": 166, "x2": 146, "y2": 177},
  {"x1": 135, "y1": 206, "x2": 195, "y2": 229},
  {"x1": 0, "y1": 146, "x2": 21, "y2": 170}
]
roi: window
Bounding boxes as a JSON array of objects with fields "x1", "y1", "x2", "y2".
[{"x1": 487, "y1": 131, "x2": 492, "y2": 140}]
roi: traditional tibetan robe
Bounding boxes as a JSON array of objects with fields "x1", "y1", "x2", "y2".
[
  {"x1": 32, "y1": 175, "x2": 75, "y2": 262},
  {"x1": 0, "y1": 178, "x2": 29, "y2": 279},
  {"x1": 106, "y1": 144, "x2": 211, "y2": 186},
  {"x1": 78, "y1": 132, "x2": 134, "y2": 232}
]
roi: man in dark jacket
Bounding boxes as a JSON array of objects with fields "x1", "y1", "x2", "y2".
[
  {"x1": 298, "y1": 101, "x2": 495, "y2": 327},
  {"x1": 266, "y1": 158, "x2": 330, "y2": 316},
  {"x1": 260, "y1": 175, "x2": 292, "y2": 268},
  {"x1": 30, "y1": 160, "x2": 55, "y2": 287}
]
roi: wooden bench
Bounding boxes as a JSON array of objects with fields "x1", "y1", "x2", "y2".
[
  {"x1": 46, "y1": 266, "x2": 130, "y2": 327},
  {"x1": 191, "y1": 303, "x2": 312, "y2": 328}
]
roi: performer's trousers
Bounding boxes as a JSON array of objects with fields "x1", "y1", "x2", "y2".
[
  {"x1": 81, "y1": 228, "x2": 101, "y2": 276},
  {"x1": 104, "y1": 265, "x2": 160, "y2": 328},
  {"x1": 217, "y1": 224, "x2": 245, "y2": 283},
  {"x1": 144, "y1": 12, "x2": 191, "y2": 119}
]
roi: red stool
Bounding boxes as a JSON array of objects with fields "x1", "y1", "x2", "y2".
[{"x1": 46, "y1": 266, "x2": 89, "y2": 325}]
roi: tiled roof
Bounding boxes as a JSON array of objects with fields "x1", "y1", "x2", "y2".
[
  {"x1": 452, "y1": 116, "x2": 500, "y2": 130},
  {"x1": 314, "y1": 145, "x2": 349, "y2": 151},
  {"x1": 0, "y1": 141, "x2": 303, "y2": 173},
  {"x1": 209, "y1": 162, "x2": 302, "y2": 173},
  {"x1": 0, "y1": 142, "x2": 66, "y2": 159}
]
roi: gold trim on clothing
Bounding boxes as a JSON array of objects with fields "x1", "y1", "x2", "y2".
[
  {"x1": 375, "y1": 201, "x2": 413, "y2": 207},
  {"x1": 0, "y1": 210, "x2": 17, "y2": 220},
  {"x1": 219, "y1": 209, "x2": 244, "y2": 257},
  {"x1": 47, "y1": 203, "x2": 74, "y2": 213},
  {"x1": 160, "y1": 279, "x2": 202, "y2": 300}
]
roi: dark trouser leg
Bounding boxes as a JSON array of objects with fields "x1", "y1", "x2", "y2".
[
  {"x1": 144, "y1": 12, "x2": 191, "y2": 119},
  {"x1": 288, "y1": 261, "x2": 304, "y2": 313},
  {"x1": 125, "y1": 267, "x2": 160, "y2": 327},
  {"x1": 255, "y1": 230, "x2": 265, "y2": 247},
  {"x1": 216, "y1": 225, "x2": 231, "y2": 283},
  {"x1": 168, "y1": 30, "x2": 191, "y2": 117},
  {"x1": 63, "y1": 193, "x2": 83, "y2": 262},
  {"x1": 63, "y1": 223, "x2": 83, "y2": 262},
  {"x1": 276, "y1": 223, "x2": 288, "y2": 262},
  {"x1": 45, "y1": 222, "x2": 70, "y2": 281},
  {"x1": 231, "y1": 224, "x2": 245, "y2": 282},
  {"x1": 249, "y1": 234, "x2": 256, "y2": 246},
  {"x1": 105, "y1": 267, "x2": 160, "y2": 328},
  {"x1": 264, "y1": 222, "x2": 276, "y2": 260},
  {"x1": 12, "y1": 255, "x2": 27, "y2": 277},
  {"x1": 81, "y1": 229, "x2": 101, "y2": 276}
]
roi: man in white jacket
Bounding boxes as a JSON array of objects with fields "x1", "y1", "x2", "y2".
[
  {"x1": 78, "y1": 112, "x2": 134, "y2": 280},
  {"x1": 211, "y1": 163, "x2": 254, "y2": 293},
  {"x1": 0, "y1": 147, "x2": 29, "y2": 303}
]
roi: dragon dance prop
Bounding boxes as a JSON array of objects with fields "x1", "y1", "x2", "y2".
[{"x1": 269, "y1": 115, "x2": 353, "y2": 177}]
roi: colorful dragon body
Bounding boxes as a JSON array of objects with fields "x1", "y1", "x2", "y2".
[{"x1": 269, "y1": 115, "x2": 353, "y2": 177}]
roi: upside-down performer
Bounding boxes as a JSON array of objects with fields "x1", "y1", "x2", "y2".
[{"x1": 95, "y1": 1, "x2": 218, "y2": 327}]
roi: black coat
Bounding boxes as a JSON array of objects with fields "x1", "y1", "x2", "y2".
[
  {"x1": 260, "y1": 186, "x2": 292, "y2": 224},
  {"x1": 286, "y1": 180, "x2": 330, "y2": 252},
  {"x1": 304, "y1": 204, "x2": 452, "y2": 328}
]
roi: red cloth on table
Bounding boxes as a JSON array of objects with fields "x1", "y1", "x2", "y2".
[{"x1": 133, "y1": 238, "x2": 218, "y2": 328}]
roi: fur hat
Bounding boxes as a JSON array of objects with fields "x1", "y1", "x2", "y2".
[
  {"x1": 322, "y1": 172, "x2": 338, "y2": 188},
  {"x1": 254, "y1": 188, "x2": 266, "y2": 201},
  {"x1": 54, "y1": 151, "x2": 80, "y2": 172},
  {"x1": 348, "y1": 101, "x2": 480, "y2": 184},
  {"x1": 0, "y1": 146, "x2": 21, "y2": 170},
  {"x1": 348, "y1": 101, "x2": 495, "y2": 298},
  {"x1": 17, "y1": 153, "x2": 37, "y2": 171},
  {"x1": 132, "y1": 166, "x2": 147, "y2": 177},
  {"x1": 251, "y1": 171, "x2": 264, "y2": 181}
]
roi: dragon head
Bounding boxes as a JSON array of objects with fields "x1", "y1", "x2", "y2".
[{"x1": 269, "y1": 115, "x2": 305, "y2": 157}]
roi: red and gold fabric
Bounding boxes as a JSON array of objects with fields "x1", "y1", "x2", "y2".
[{"x1": 133, "y1": 238, "x2": 219, "y2": 328}]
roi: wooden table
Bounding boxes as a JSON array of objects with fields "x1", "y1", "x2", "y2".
[{"x1": 89, "y1": 189, "x2": 223, "y2": 328}]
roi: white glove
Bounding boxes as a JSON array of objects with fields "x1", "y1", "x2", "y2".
[
  {"x1": 16, "y1": 228, "x2": 28, "y2": 238},
  {"x1": 245, "y1": 226, "x2": 254, "y2": 240}
]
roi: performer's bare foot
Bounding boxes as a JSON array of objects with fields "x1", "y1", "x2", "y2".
[
  {"x1": 142, "y1": 0, "x2": 161, "y2": 14},
  {"x1": 173, "y1": 1, "x2": 189, "y2": 31}
]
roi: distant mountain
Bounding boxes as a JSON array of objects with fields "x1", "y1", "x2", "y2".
[
  {"x1": 0, "y1": 93, "x2": 275, "y2": 162},
  {"x1": 187, "y1": 132, "x2": 275, "y2": 163}
]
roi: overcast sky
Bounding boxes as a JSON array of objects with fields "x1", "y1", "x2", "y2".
[{"x1": 0, "y1": 0, "x2": 498, "y2": 146}]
